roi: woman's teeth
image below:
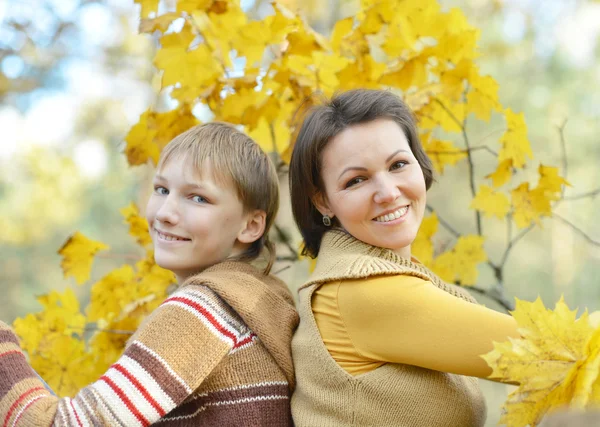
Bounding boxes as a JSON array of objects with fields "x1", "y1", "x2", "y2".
[{"x1": 375, "y1": 206, "x2": 409, "y2": 223}]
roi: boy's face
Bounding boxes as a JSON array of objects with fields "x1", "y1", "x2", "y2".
[{"x1": 146, "y1": 156, "x2": 250, "y2": 283}]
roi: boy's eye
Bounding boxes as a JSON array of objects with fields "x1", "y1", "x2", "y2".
[
  {"x1": 390, "y1": 161, "x2": 407, "y2": 171},
  {"x1": 155, "y1": 186, "x2": 168, "y2": 195},
  {"x1": 345, "y1": 177, "x2": 365, "y2": 188},
  {"x1": 191, "y1": 195, "x2": 208, "y2": 204}
]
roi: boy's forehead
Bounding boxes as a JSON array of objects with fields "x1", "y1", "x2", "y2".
[{"x1": 158, "y1": 154, "x2": 232, "y2": 188}]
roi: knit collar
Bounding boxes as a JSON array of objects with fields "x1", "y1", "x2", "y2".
[
  {"x1": 300, "y1": 230, "x2": 444, "y2": 292},
  {"x1": 183, "y1": 261, "x2": 299, "y2": 390}
]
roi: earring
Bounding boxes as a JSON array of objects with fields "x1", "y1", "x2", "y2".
[{"x1": 322, "y1": 215, "x2": 332, "y2": 227}]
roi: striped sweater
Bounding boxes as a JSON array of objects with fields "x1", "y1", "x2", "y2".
[{"x1": 0, "y1": 261, "x2": 299, "y2": 426}]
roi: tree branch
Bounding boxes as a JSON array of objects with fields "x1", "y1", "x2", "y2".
[
  {"x1": 562, "y1": 188, "x2": 600, "y2": 201},
  {"x1": 273, "y1": 223, "x2": 299, "y2": 260},
  {"x1": 469, "y1": 284, "x2": 515, "y2": 312},
  {"x1": 500, "y1": 223, "x2": 535, "y2": 267},
  {"x1": 426, "y1": 205, "x2": 460, "y2": 238},
  {"x1": 558, "y1": 119, "x2": 568, "y2": 198},
  {"x1": 553, "y1": 213, "x2": 600, "y2": 247}
]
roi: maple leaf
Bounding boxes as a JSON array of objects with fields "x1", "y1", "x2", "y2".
[
  {"x1": 380, "y1": 54, "x2": 429, "y2": 91},
  {"x1": 537, "y1": 165, "x2": 570, "y2": 200},
  {"x1": 124, "y1": 104, "x2": 199, "y2": 166},
  {"x1": 412, "y1": 213, "x2": 439, "y2": 265},
  {"x1": 134, "y1": 0, "x2": 159, "y2": 18},
  {"x1": 511, "y1": 183, "x2": 552, "y2": 228},
  {"x1": 121, "y1": 203, "x2": 152, "y2": 247},
  {"x1": 486, "y1": 159, "x2": 513, "y2": 188},
  {"x1": 58, "y1": 232, "x2": 108, "y2": 285},
  {"x1": 421, "y1": 132, "x2": 466, "y2": 173},
  {"x1": 470, "y1": 185, "x2": 511, "y2": 219},
  {"x1": 466, "y1": 72, "x2": 501, "y2": 122},
  {"x1": 498, "y1": 108, "x2": 533, "y2": 169},
  {"x1": 139, "y1": 12, "x2": 181, "y2": 34},
  {"x1": 482, "y1": 297, "x2": 600, "y2": 427}
]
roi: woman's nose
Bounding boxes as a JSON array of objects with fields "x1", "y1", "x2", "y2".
[{"x1": 373, "y1": 176, "x2": 401, "y2": 205}]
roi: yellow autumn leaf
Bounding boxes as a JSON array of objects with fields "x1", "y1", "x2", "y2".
[
  {"x1": 482, "y1": 297, "x2": 600, "y2": 427},
  {"x1": 124, "y1": 104, "x2": 199, "y2": 166},
  {"x1": 498, "y1": 108, "x2": 533, "y2": 169},
  {"x1": 453, "y1": 235, "x2": 487, "y2": 285},
  {"x1": 331, "y1": 17, "x2": 353, "y2": 51},
  {"x1": 380, "y1": 55, "x2": 429, "y2": 91},
  {"x1": 466, "y1": 73, "x2": 500, "y2": 122},
  {"x1": 87, "y1": 265, "x2": 136, "y2": 322},
  {"x1": 538, "y1": 165, "x2": 570, "y2": 200},
  {"x1": 470, "y1": 185, "x2": 511, "y2": 219},
  {"x1": 511, "y1": 182, "x2": 552, "y2": 228},
  {"x1": 139, "y1": 12, "x2": 181, "y2": 34},
  {"x1": 421, "y1": 133, "x2": 466, "y2": 173},
  {"x1": 121, "y1": 203, "x2": 152, "y2": 247},
  {"x1": 486, "y1": 159, "x2": 513, "y2": 188},
  {"x1": 440, "y1": 59, "x2": 472, "y2": 102},
  {"x1": 134, "y1": 0, "x2": 159, "y2": 18},
  {"x1": 412, "y1": 213, "x2": 439, "y2": 265},
  {"x1": 176, "y1": 0, "x2": 215, "y2": 14},
  {"x1": 58, "y1": 232, "x2": 108, "y2": 285},
  {"x1": 419, "y1": 95, "x2": 465, "y2": 133}
]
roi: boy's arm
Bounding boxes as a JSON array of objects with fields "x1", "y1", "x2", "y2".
[{"x1": 0, "y1": 284, "x2": 237, "y2": 426}]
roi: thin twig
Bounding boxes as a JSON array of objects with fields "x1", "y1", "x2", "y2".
[
  {"x1": 469, "y1": 285, "x2": 515, "y2": 312},
  {"x1": 500, "y1": 223, "x2": 535, "y2": 267},
  {"x1": 562, "y1": 188, "x2": 600, "y2": 201},
  {"x1": 553, "y1": 213, "x2": 600, "y2": 247},
  {"x1": 273, "y1": 224, "x2": 299, "y2": 260},
  {"x1": 426, "y1": 205, "x2": 460, "y2": 238},
  {"x1": 558, "y1": 120, "x2": 568, "y2": 198},
  {"x1": 426, "y1": 145, "x2": 497, "y2": 156}
]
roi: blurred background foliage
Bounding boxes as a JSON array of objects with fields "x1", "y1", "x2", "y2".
[{"x1": 1, "y1": 0, "x2": 599, "y2": 424}]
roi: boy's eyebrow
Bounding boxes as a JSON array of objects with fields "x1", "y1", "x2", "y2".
[{"x1": 154, "y1": 175, "x2": 214, "y2": 190}]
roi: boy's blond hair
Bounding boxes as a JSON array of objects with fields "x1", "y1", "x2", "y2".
[{"x1": 157, "y1": 122, "x2": 279, "y2": 273}]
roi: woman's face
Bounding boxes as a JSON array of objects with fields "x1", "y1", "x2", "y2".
[
  {"x1": 146, "y1": 156, "x2": 256, "y2": 283},
  {"x1": 316, "y1": 118, "x2": 427, "y2": 259}
]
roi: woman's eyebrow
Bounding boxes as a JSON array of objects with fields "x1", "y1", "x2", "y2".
[
  {"x1": 337, "y1": 149, "x2": 411, "y2": 180},
  {"x1": 386, "y1": 149, "x2": 410, "y2": 163}
]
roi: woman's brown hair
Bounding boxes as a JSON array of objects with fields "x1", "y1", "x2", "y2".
[{"x1": 289, "y1": 89, "x2": 434, "y2": 258}]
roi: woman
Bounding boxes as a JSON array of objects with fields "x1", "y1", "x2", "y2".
[
  {"x1": 289, "y1": 89, "x2": 520, "y2": 426},
  {"x1": 1, "y1": 122, "x2": 298, "y2": 426}
]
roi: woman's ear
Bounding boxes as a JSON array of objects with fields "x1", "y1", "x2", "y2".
[
  {"x1": 237, "y1": 210, "x2": 267, "y2": 244},
  {"x1": 312, "y1": 192, "x2": 334, "y2": 219}
]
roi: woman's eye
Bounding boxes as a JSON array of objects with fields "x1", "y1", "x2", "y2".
[
  {"x1": 345, "y1": 177, "x2": 365, "y2": 188},
  {"x1": 191, "y1": 195, "x2": 208, "y2": 204},
  {"x1": 155, "y1": 186, "x2": 168, "y2": 195},
  {"x1": 390, "y1": 161, "x2": 407, "y2": 171}
]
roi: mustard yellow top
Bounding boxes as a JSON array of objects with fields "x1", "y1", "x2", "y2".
[{"x1": 312, "y1": 274, "x2": 520, "y2": 376}]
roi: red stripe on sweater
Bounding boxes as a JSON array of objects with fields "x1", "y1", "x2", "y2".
[
  {"x1": 100, "y1": 375, "x2": 150, "y2": 427},
  {"x1": 0, "y1": 350, "x2": 22, "y2": 360},
  {"x1": 165, "y1": 296, "x2": 239, "y2": 345},
  {"x1": 3, "y1": 386, "x2": 46, "y2": 427},
  {"x1": 11, "y1": 395, "x2": 45, "y2": 427},
  {"x1": 233, "y1": 333, "x2": 256, "y2": 349},
  {"x1": 68, "y1": 399, "x2": 83, "y2": 427},
  {"x1": 113, "y1": 363, "x2": 166, "y2": 417}
]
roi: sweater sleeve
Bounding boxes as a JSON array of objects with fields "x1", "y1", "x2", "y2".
[
  {"x1": 337, "y1": 275, "x2": 520, "y2": 379},
  {"x1": 0, "y1": 284, "x2": 246, "y2": 426}
]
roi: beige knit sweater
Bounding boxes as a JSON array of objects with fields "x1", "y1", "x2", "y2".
[{"x1": 291, "y1": 230, "x2": 487, "y2": 427}]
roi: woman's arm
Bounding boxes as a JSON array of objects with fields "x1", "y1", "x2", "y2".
[
  {"x1": 0, "y1": 284, "x2": 238, "y2": 426},
  {"x1": 337, "y1": 275, "x2": 520, "y2": 380}
]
